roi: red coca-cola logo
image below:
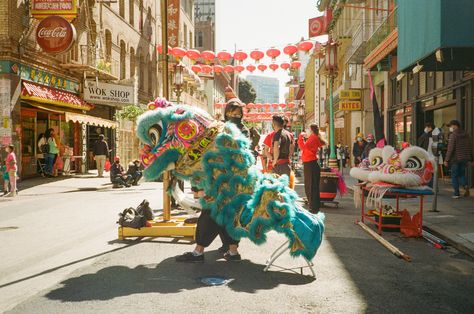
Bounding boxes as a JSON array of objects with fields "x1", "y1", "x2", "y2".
[{"x1": 36, "y1": 15, "x2": 76, "y2": 54}]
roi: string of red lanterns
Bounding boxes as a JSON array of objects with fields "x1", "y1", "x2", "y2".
[{"x1": 214, "y1": 103, "x2": 296, "y2": 109}]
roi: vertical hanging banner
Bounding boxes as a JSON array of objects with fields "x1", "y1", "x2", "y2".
[
  {"x1": 31, "y1": 0, "x2": 78, "y2": 21},
  {"x1": 167, "y1": 0, "x2": 180, "y2": 47}
]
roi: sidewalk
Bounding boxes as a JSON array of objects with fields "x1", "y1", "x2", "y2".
[{"x1": 342, "y1": 171, "x2": 474, "y2": 258}]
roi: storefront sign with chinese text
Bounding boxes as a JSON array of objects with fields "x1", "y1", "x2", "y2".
[
  {"x1": 32, "y1": 0, "x2": 77, "y2": 21},
  {"x1": 19, "y1": 64, "x2": 79, "y2": 93},
  {"x1": 340, "y1": 89, "x2": 361, "y2": 100},
  {"x1": 84, "y1": 81, "x2": 134, "y2": 106},
  {"x1": 339, "y1": 100, "x2": 362, "y2": 111},
  {"x1": 167, "y1": 0, "x2": 180, "y2": 47},
  {"x1": 36, "y1": 15, "x2": 77, "y2": 54}
]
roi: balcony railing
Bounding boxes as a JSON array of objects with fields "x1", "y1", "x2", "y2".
[
  {"x1": 366, "y1": 8, "x2": 398, "y2": 56},
  {"x1": 345, "y1": 20, "x2": 383, "y2": 64}
]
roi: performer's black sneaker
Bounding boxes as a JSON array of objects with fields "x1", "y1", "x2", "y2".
[
  {"x1": 175, "y1": 252, "x2": 204, "y2": 263},
  {"x1": 218, "y1": 245, "x2": 229, "y2": 254},
  {"x1": 223, "y1": 252, "x2": 241, "y2": 262}
]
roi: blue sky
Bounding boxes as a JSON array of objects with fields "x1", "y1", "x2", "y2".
[{"x1": 215, "y1": 0, "x2": 323, "y2": 102}]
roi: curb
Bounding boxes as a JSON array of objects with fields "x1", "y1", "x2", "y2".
[{"x1": 423, "y1": 222, "x2": 474, "y2": 259}]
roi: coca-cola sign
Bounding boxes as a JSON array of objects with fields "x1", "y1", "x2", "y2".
[{"x1": 36, "y1": 15, "x2": 76, "y2": 54}]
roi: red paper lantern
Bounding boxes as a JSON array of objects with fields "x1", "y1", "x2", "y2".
[
  {"x1": 298, "y1": 40, "x2": 314, "y2": 53},
  {"x1": 213, "y1": 65, "x2": 223, "y2": 73},
  {"x1": 201, "y1": 50, "x2": 216, "y2": 63},
  {"x1": 279, "y1": 103, "x2": 286, "y2": 108},
  {"x1": 224, "y1": 65, "x2": 234, "y2": 73},
  {"x1": 246, "y1": 64, "x2": 256, "y2": 72},
  {"x1": 191, "y1": 64, "x2": 202, "y2": 73},
  {"x1": 254, "y1": 103, "x2": 263, "y2": 108},
  {"x1": 280, "y1": 62, "x2": 291, "y2": 70},
  {"x1": 250, "y1": 49, "x2": 264, "y2": 63},
  {"x1": 288, "y1": 102, "x2": 295, "y2": 108},
  {"x1": 171, "y1": 47, "x2": 187, "y2": 59},
  {"x1": 217, "y1": 50, "x2": 232, "y2": 64},
  {"x1": 271, "y1": 103, "x2": 279, "y2": 108},
  {"x1": 233, "y1": 50, "x2": 248, "y2": 62},
  {"x1": 264, "y1": 103, "x2": 271, "y2": 108},
  {"x1": 283, "y1": 44, "x2": 298, "y2": 56},
  {"x1": 201, "y1": 64, "x2": 213, "y2": 73},
  {"x1": 291, "y1": 60, "x2": 302, "y2": 69},
  {"x1": 269, "y1": 63, "x2": 279, "y2": 71},
  {"x1": 257, "y1": 64, "x2": 267, "y2": 72},
  {"x1": 266, "y1": 47, "x2": 281, "y2": 60},
  {"x1": 186, "y1": 49, "x2": 201, "y2": 61},
  {"x1": 156, "y1": 44, "x2": 171, "y2": 54},
  {"x1": 247, "y1": 103, "x2": 255, "y2": 109},
  {"x1": 234, "y1": 65, "x2": 245, "y2": 72}
]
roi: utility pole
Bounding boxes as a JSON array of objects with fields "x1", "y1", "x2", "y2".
[{"x1": 161, "y1": 0, "x2": 171, "y2": 221}]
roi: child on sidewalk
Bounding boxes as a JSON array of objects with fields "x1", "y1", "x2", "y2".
[
  {"x1": 5, "y1": 145, "x2": 17, "y2": 197},
  {"x1": 1, "y1": 161, "x2": 9, "y2": 195}
]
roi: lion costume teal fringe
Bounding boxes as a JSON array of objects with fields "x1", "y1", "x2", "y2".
[{"x1": 136, "y1": 98, "x2": 325, "y2": 260}]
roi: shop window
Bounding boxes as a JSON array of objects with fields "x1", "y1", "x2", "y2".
[
  {"x1": 130, "y1": 47, "x2": 135, "y2": 78},
  {"x1": 129, "y1": 0, "x2": 134, "y2": 26},
  {"x1": 120, "y1": 40, "x2": 126, "y2": 80},
  {"x1": 119, "y1": 0, "x2": 125, "y2": 18},
  {"x1": 105, "y1": 30, "x2": 112, "y2": 62}
]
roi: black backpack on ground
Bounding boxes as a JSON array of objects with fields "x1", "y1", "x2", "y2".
[
  {"x1": 136, "y1": 199, "x2": 154, "y2": 221},
  {"x1": 117, "y1": 207, "x2": 146, "y2": 229}
]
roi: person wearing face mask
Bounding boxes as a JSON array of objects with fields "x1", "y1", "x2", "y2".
[
  {"x1": 362, "y1": 134, "x2": 376, "y2": 160},
  {"x1": 418, "y1": 122, "x2": 434, "y2": 151},
  {"x1": 444, "y1": 120, "x2": 473, "y2": 199},
  {"x1": 352, "y1": 132, "x2": 367, "y2": 166}
]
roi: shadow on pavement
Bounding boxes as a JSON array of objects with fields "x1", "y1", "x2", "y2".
[{"x1": 45, "y1": 251, "x2": 314, "y2": 301}]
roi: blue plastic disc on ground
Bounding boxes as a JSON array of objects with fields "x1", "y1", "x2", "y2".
[{"x1": 200, "y1": 276, "x2": 230, "y2": 286}]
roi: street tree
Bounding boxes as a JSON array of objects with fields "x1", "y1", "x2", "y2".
[{"x1": 238, "y1": 80, "x2": 257, "y2": 104}]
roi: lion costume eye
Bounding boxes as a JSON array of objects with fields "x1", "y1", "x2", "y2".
[
  {"x1": 371, "y1": 157, "x2": 383, "y2": 167},
  {"x1": 406, "y1": 156, "x2": 423, "y2": 169},
  {"x1": 148, "y1": 123, "x2": 163, "y2": 146}
]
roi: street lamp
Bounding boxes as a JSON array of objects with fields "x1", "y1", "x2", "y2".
[
  {"x1": 325, "y1": 38, "x2": 338, "y2": 169},
  {"x1": 173, "y1": 62, "x2": 184, "y2": 103}
]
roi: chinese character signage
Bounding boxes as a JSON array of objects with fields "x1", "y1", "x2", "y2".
[
  {"x1": 31, "y1": 0, "x2": 78, "y2": 21},
  {"x1": 339, "y1": 100, "x2": 362, "y2": 111},
  {"x1": 167, "y1": 0, "x2": 180, "y2": 47},
  {"x1": 340, "y1": 89, "x2": 361, "y2": 100},
  {"x1": 19, "y1": 64, "x2": 79, "y2": 93}
]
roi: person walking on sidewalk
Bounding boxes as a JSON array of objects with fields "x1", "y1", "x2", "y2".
[
  {"x1": 94, "y1": 134, "x2": 110, "y2": 178},
  {"x1": 44, "y1": 128, "x2": 59, "y2": 177},
  {"x1": 5, "y1": 145, "x2": 17, "y2": 197},
  {"x1": 444, "y1": 120, "x2": 473, "y2": 199},
  {"x1": 298, "y1": 124, "x2": 325, "y2": 213},
  {"x1": 352, "y1": 133, "x2": 367, "y2": 166}
]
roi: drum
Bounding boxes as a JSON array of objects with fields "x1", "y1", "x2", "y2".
[{"x1": 320, "y1": 168, "x2": 339, "y2": 201}]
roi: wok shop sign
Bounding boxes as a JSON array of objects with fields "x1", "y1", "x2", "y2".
[{"x1": 84, "y1": 81, "x2": 134, "y2": 106}]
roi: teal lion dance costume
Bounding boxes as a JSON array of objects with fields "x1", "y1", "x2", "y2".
[{"x1": 136, "y1": 98, "x2": 325, "y2": 260}]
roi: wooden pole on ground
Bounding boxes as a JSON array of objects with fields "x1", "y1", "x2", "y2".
[{"x1": 357, "y1": 221, "x2": 411, "y2": 262}]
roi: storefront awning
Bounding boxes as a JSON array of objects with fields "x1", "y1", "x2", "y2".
[
  {"x1": 21, "y1": 81, "x2": 94, "y2": 111},
  {"x1": 65, "y1": 112, "x2": 118, "y2": 129}
]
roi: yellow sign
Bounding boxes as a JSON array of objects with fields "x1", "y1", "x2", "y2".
[
  {"x1": 31, "y1": 0, "x2": 78, "y2": 21},
  {"x1": 340, "y1": 89, "x2": 361, "y2": 100},
  {"x1": 339, "y1": 100, "x2": 362, "y2": 111}
]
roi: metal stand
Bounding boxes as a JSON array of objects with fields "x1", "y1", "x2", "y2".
[
  {"x1": 430, "y1": 155, "x2": 440, "y2": 212},
  {"x1": 264, "y1": 240, "x2": 316, "y2": 277}
]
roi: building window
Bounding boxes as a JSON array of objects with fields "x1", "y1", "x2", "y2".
[
  {"x1": 196, "y1": 31, "x2": 203, "y2": 47},
  {"x1": 148, "y1": 57, "x2": 153, "y2": 94},
  {"x1": 130, "y1": 47, "x2": 135, "y2": 78},
  {"x1": 129, "y1": 0, "x2": 134, "y2": 26},
  {"x1": 183, "y1": 24, "x2": 188, "y2": 48},
  {"x1": 120, "y1": 40, "x2": 126, "y2": 80},
  {"x1": 105, "y1": 30, "x2": 112, "y2": 62},
  {"x1": 189, "y1": 31, "x2": 193, "y2": 49},
  {"x1": 139, "y1": 53, "x2": 145, "y2": 91},
  {"x1": 139, "y1": 0, "x2": 144, "y2": 32},
  {"x1": 119, "y1": 0, "x2": 125, "y2": 18}
]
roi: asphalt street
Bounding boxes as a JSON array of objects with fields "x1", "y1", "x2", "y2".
[{"x1": 1, "y1": 179, "x2": 474, "y2": 313}]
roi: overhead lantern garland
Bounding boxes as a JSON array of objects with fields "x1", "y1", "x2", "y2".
[
  {"x1": 217, "y1": 50, "x2": 232, "y2": 64},
  {"x1": 233, "y1": 50, "x2": 248, "y2": 63},
  {"x1": 298, "y1": 40, "x2": 314, "y2": 54},
  {"x1": 269, "y1": 63, "x2": 279, "y2": 71},
  {"x1": 266, "y1": 47, "x2": 281, "y2": 61},
  {"x1": 250, "y1": 49, "x2": 265, "y2": 63},
  {"x1": 283, "y1": 44, "x2": 298, "y2": 56},
  {"x1": 201, "y1": 50, "x2": 216, "y2": 64},
  {"x1": 246, "y1": 64, "x2": 256, "y2": 73},
  {"x1": 257, "y1": 64, "x2": 268, "y2": 72}
]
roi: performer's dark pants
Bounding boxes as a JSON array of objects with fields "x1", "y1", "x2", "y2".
[
  {"x1": 304, "y1": 160, "x2": 321, "y2": 212},
  {"x1": 196, "y1": 210, "x2": 239, "y2": 248},
  {"x1": 273, "y1": 162, "x2": 291, "y2": 177}
]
